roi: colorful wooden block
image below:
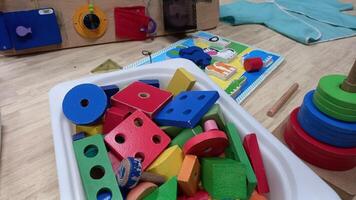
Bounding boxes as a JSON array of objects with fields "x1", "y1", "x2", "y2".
[
  {"x1": 126, "y1": 182, "x2": 158, "y2": 200},
  {"x1": 160, "y1": 126, "x2": 184, "y2": 139},
  {"x1": 243, "y1": 134, "x2": 270, "y2": 194},
  {"x1": 201, "y1": 158, "x2": 247, "y2": 200},
  {"x1": 155, "y1": 91, "x2": 219, "y2": 128},
  {"x1": 76, "y1": 123, "x2": 103, "y2": 136},
  {"x1": 178, "y1": 155, "x2": 200, "y2": 196},
  {"x1": 166, "y1": 68, "x2": 196, "y2": 96},
  {"x1": 205, "y1": 62, "x2": 236, "y2": 80},
  {"x1": 225, "y1": 76, "x2": 247, "y2": 99},
  {"x1": 117, "y1": 157, "x2": 143, "y2": 189},
  {"x1": 243, "y1": 57, "x2": 264, "y2": 72},
  {"x1": 225, "y1": 123, "x2": 257, "y2": 198},
  {"x1": 179, "y1": 46, "x2": 212, "y2": 69},
  {"x1": 201, "y1": 104, "x2": 226, "y2": 130},
  {"x1": 73, "y1": 135, "x2": 122, "y2": 200},
  {"x1": 101, "y1": 84, "x2": 120, "y2": 105},
  {"x1": 111, "y1": 81, "x2": 172, "y2": 118},
  {"x1": 103, "y1": 106, "x2": 132, "y2": 134},
  {"x1": 147, "y1": 145, "x2": 184, "y2": 180},
  {"x1": 105, "y1": 110, "x2": 171, "y2": 170},
  {"x1": 72, "y1": 132, "x2": 86, "y2": 141},
  {"x1": 183, "y1": 130, "x2": 229, "y2": 157},
  {"x1": 212, "y1": 48, "x2": 237, "y2": 63},
  {"x1": 62, "y1": 83, "x2": 108, "y2": 125},
  {"x1": 143, "y1": 176, "x2": 178, "y2": 200},
  {"x1": 169, "y1": 126, "x2": 203, "y2": 148},
  {"x1": 139, "y1": 79, "x2": 160, "y2": 88}
]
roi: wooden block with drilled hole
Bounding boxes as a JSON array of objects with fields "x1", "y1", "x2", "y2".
[
  {"x1": 166, "y1": 68, "x2": 196, "y2": 96},
  {"x1": 147, "y1": 145, "x2": 184, "y2": 180},
  {"x1": 76, "y1": 124, "x2": 103, "y2": 136},
  {"x1": 178, "y1": 155, "x2": 201, "y2": 196}
]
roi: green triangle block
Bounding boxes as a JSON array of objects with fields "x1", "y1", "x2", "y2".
[
  {"x1": 143, "y1": 176, "x2": 177, "y2": 200},
  {"x1": 91, "y1": 59, "x2": 122, "y2": 74}
]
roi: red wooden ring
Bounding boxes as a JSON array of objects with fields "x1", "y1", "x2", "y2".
[
  {"x1": 183, "y1": 130, "x2": 229, "y2": 157},
  {"x1": 284, "y1": 107, "x2": 356, "y2": 171}
]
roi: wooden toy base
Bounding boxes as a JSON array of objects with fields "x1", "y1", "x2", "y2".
[
  {"x1": 0, "y1": 0, "x2": 219, "y2": 55},
  {"x1": 273, "y1": 117, "x2": 356, "y2": 200}
]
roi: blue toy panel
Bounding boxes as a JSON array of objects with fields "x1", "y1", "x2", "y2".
[
  {"x1": 0, "y1": 12, "x2": 13, "y2": 50},
  {"x1": 3, "y1": 8, "x2": 62, "y2": 50}
]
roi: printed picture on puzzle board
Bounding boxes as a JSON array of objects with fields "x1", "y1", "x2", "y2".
[{"x1": 125, "y1": 32, "x2": 284, "y2": 103}]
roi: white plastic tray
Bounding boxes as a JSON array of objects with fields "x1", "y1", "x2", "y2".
[{"x1": 49, "y1": 59, "x2": 340, "y2": 200}]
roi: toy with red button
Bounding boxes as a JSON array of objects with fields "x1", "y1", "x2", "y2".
[{"x1": 62, "y1": 68, "x2": 270, "y2": 200}]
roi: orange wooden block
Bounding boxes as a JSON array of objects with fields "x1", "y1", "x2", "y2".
[
  {"x1": 126, "y1": 182, "x2": 157, "y2": 200},
  {"x1": 249, "y1": 190, "x2": 268, "y2": 200},
  {"x1": 178, "y1": 155, "x2": 201, "y2": 196}
]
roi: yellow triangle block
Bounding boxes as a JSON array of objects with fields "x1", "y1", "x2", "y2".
[
  {"x1": 166, "y1": 68, "x2": 196, "y2": 96},
  {"x1": 76, "y1": 124, "x2": 103, "y2": 136},
  {"x1": 147, "y1": 145, "x2": 184, "y2": 180}
]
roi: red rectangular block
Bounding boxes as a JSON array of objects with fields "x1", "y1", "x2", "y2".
[
  {"x1": 111, "y1": 81, "x2": 172, "y2": 118},
  {"x1": 103, "y1": 106, "x2": 132, "y2": 134},
  {"x1": 104, "y1": 110, "x2": 171, "y2": 170},
  {"x1": 243, "y1": 134, "x2": 270, "y2": 194}
]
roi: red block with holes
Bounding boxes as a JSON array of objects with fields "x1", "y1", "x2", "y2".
[
  {"x1": 103, "y1": 106, "x2": 132, "y2": 134},
  {"x1": 104, "y1": 110, "x2": 171, "y2": 170},
  {"x1": 243, "y1": 134, "x2": 270, "y2": 194},
  {"x1": 111, "y1": 81, "x2": 172, "y2": 118}
]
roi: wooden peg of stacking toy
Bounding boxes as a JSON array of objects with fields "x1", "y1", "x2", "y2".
[
  {"x1": 341, "y1": 59, "x2": 356, "y2": 93},
  {"x1": 267, "y1": 83, "x2": 299, "y2": 117}
]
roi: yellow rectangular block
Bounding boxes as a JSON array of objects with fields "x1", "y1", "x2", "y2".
[
  {"x1": 178, "y1": 155, "x2": 201, "y2": 196},
  {"x1": 166, "y1": 67, "x2": 196, "y2": 96},
  {"x1": 147, "y1": 145, "x2": 184, "y2": 180},
  {"x1": 76, "y1": 124, "x2": 103, "y2": 136}
]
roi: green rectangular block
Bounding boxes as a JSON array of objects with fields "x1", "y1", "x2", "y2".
[
  {"x1": 160, "y1": 126, "x2": 183, "y2": 138},
  {"x1": 73, "y1": 134, "x2": 122, "y2": 200},
  {"x1": 201, "y1": 158, "x2": 247, "y2": 200},
  {"x1": 201, "y1": 104, "x2": 226, "y2": 130},
  {"x1": 225, "y1": 123, "x2": 257, "y2": 199},
  {"x1": 169, "y1": 125, "x2": 203, "y2": 148}
]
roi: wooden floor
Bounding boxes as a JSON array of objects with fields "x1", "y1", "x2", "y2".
[{"x1": 0, "y1": 1, "x2": 356, "y2": 199}]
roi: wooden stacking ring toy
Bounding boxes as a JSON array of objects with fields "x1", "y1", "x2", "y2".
[
  {"x1": 298, "y1": 91, "x2": 356, "y2": 148},
  {"x1": 62, "y1": 83, "x2": 107, "y2": 125},
  {"x1": 284, "y1": 108, "x2": 356, "y2": 171},
  {"x1": 183, "y1": 130, "x2": 229, "y2": 157},
  {"x1": 313, "y1": 74, "x2": 356, "y2": 122},
  {"x1": 126, "y1": 182, "x2": 157, "y2": 200},
  {"x1": 73, "y1": 4, "x2": 108, "y2": 39}
]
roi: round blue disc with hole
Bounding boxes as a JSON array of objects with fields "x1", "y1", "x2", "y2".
[
  {"x1": 62, "y1": 83, "x2": 107, "y2": 125},
  {"x1": 298, "y1": 90, "x2": 356, "y2": 148}
]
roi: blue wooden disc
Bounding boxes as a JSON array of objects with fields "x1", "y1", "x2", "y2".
[
  {"x1": 62, "y1": 83, "x2": 107, "y2": 125},
  {"x1": 298, "y1": 90, "x2": 356, "y2": 148},
  {"x1": 117, "y1": 157, "x2": 143, "y2": 189}
]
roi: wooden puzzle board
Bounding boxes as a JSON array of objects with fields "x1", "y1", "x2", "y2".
[{"x1": 0, "y1": 0, "x2": 219, "y2": 55}]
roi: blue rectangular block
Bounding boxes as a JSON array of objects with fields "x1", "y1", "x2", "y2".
[
  {"x1": 2, "y1": 8, "x2": 62, "y2": 50},
  {"x1": 154, "y1": 91, "x2": 219, "y2": 128},
  {"x1": 139, "y1": 79, "x2": 160, "y2": 88},
  {"x1": 0, "y1": 12, "x2": 12, "y2": 51},
  {"x1": 101, "y1": 85, "x2": 120, "y2": 106},
  {"x1": 72, "y1": 132, "x2": 86, "y2": 141}
]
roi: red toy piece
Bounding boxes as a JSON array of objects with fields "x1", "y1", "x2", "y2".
[
  {"x1": 284, "y1": 108, "x2": 356, "y2": 171},
  {"x1": 183, "y1": 130, "x2": 229, "y2": 157},
  {"x1": 178, "y1": 190, "x2": 210, "y2": 200},
  {"x1": 104, "y1": 110, "x2": 171, "y2": 170},
  {"x1": 108, "y1": 151, "x2": 121, "y2": 172},
  {"x1": 103, "y1": 106, "x2": 132, "y2": 134},
  {"x1": 243, "y1": 134, "x2": 270, "y2": 194},
  {"x1": 243, "y1": 57, "x2": 263, "y2": 72},
  {"x1": 111, "y1": 81, "x2": 172, "y2": 118}
]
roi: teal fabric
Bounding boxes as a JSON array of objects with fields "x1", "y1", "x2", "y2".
[{"x1": 220, "y1": 0, "x2": 356, "y2": 44}]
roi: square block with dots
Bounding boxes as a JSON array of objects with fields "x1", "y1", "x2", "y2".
[
  {"x1": 111, "y1": 81, "x2": 172, "y2": 118},
  {"x1": 154, "y1": 91, "x2": 219, "y2": 128},
  {"x1": 104, "y1": 110, "x2": 171, "y2": 170}
]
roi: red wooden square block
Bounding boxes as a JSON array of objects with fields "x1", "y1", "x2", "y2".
[
  {"x1": 111, "y1": 81, "x2": 172, "y2": 118},
  {"x1": 104, "y1": 110, "x2": 171, "y2": 170},
  {"x1": 103, "y1": 106, "x2": 132, "y2": 134},
  {"x1": 243, "y1": 134, "x2": 270, "y2": 194}
]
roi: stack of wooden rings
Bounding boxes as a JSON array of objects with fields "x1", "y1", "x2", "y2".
[{"x1": 284, "y1": 60, "x2": 356, "y2": 171}]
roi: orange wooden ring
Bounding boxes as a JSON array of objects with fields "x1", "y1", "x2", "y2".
[
  {"x1": 126, "y1": 182, "x2": 157, "y2": 200},
  {"x1": 73, "y1": 4, "x2": 108, "y2": 39}
]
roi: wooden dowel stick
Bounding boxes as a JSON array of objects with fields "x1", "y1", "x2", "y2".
[
  {"x1": 267, "y1": 83, "x2": 299, "y2": 117},
  {"x1": 341, "y1": 59, "x2": 356, "y2": 93}
]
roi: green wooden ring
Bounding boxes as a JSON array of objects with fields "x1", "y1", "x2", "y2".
[
  {"x1": 313, "y1": 93, "x2": 356, "y2": 122},
  {"x1": 315, "y1": 75, "x2": 356, "y2": 110},
  {"x1": 313, "y1": 91, "x2": 356, "y2": 116}
]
